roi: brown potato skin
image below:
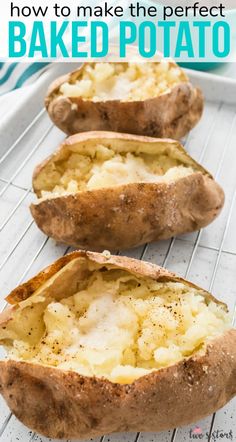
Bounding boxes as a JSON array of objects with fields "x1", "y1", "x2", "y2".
[
  {"x1": 0, "y1": 252, "x2": 235, "y2": 440},
  {"x1": 31, "y1": 173, "x2": 224, "y2": 251},
  {"x1": 0, "y1": 332, "x2": 236, "y2": 440},
  {"x1": 45, "y1": 64, "x2": 204, "y2": 138},
  {"x1": 3, "y1": 250, "x2": 216, "y2": 306},
  {"x1": 31, "y1": 132, "x2": 224, "y2": 251}
]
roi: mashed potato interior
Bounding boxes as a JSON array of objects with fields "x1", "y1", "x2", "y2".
[
  {"x1": 6, "y1": 269, "x2": 230, "y2": 384},
  {"x1": 39, "y1": 144, "x2": 194, "y2": 198},
  {"x1": 60, "y1": 62, "x2": 187, "y2": 102}
]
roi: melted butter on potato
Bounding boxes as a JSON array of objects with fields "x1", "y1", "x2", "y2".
[
  {"x1": 60, "y1": 62, "x2": 187, "y2": 102},
  {"x1": 1, "y1": 267, "x2": 230, "y2": 384}
]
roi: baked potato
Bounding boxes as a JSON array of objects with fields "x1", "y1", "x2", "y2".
[
  {"x1": 45, "y1": 61, "x2": 204, "y2": 138},
  {"x1": 0, "y1": 251, "x2": 235, "y2": 440},
  {"x1": 31, "y1": 131, "x2": 224, "y2": 251}
]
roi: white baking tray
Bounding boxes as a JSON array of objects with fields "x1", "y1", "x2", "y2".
[{"x1": 0, "y1": 66, "x2": 235, "y2": 442}]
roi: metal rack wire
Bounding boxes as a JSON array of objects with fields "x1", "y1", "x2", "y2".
[{"x1": 0, "y1": 90, "x2": 235, "y2": 442}]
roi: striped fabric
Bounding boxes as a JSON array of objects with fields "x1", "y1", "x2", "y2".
[{"x1": 0, "y1": 62, "x2": 51, "y2": 94}]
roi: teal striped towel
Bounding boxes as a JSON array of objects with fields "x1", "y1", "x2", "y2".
[{"x1": 0, "y1": 62, "x2": 50, "y2": 94}]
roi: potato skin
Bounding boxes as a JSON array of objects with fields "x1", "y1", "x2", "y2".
[
  {"x1": 3, "y1": 250, "x2": 215, "y2": 306},
  {"x1": 31, "y1": 173, "x2": 224, "y2": 251},
  {"x1": 0, "y1": 331, "x2": 235, "y2": 440},
  {"x1": 0, "y1": 251, "x2": 235, "y2": 439},
  {"x1": 45, "y1": 64, "x2": 204, "y2": 139},
  {"x1": 31, "y1": 132, "x2": 224, "y2": 251}
]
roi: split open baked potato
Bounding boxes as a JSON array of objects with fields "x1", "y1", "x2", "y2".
[
  {"x1": 0, "y1": 251, "x2": 235, "y2": 439},
  {"x1": 31, "y1": 131, "x2": 224, "y2": 251},
  {"x1": 45, "y1": 61, "x2": 204, "y2": 139}
]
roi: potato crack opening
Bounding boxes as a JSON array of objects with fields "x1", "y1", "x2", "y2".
[
  {"x1": 1, "y1": 267, "x2": 230, "y2": 384},
  {"x1": 59, "y1": 62, "x2": 187, "y2": 102},
  {"x1": 36, "y1": 144, "x2": 195, "y2": 199}
]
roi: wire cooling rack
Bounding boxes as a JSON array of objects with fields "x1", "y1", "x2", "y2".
[{"x1": 0, "y1": 72, "x2": 235, "y2": 442}]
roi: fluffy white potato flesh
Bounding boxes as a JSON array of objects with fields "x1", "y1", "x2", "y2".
[
  {"x1": 36, "y1": 143, "x2": 195, "y2": 199},
  {"x1": 1, "y1": 267, "x2": 230, "y2": 384},
  {"x1": 60, "y1": 62, "x2": 187, "y2": 102}
]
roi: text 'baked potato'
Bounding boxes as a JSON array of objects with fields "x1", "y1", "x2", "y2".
[
  {"x1": 31, "y1": 131, "x2": 224, "y2": 251},
  {"x1": 0, "y1": 251, "x2": 235, "y2": 439},
  {"x1": 45, "y1": 61, "x2": 204, "y2": 138}
]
